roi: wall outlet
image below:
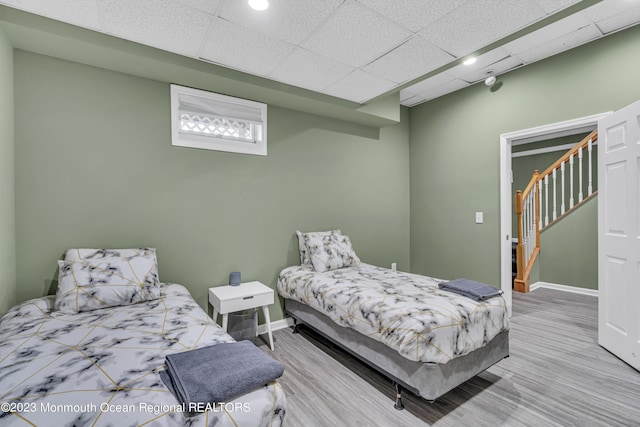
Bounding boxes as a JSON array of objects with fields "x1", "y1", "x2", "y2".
[
  {"x1": 391, "y1": 262, "x2": 397, "y2": 271},
  {"x1": 475, "y1": 212, "x2": 484, "y2": 224}
]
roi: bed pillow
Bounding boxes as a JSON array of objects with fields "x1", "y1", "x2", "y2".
[
  {"x1": 55, "y1": 248, "x2": 161, "y2": 313},
  {"x1": 65, "y1": 247, "x2": 160, "y2": 283},
  {"x1": 296, "y1": 230, "x2": 342, "y2": 266},
  {"x1": 66, "y1": 247, "x2": 157, "y2": 264},
  {"x1": 306, "y1": 234, "x2": 360, "y2": 273}
]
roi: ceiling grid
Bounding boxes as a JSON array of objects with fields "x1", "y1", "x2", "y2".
[{"x1": 1, "y1": 0, "x2": 639, "y2": 106}]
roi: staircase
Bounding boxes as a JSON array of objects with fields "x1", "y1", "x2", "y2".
[{"x1": 514, "y1": 129, "x2": 598, "y2": 292}]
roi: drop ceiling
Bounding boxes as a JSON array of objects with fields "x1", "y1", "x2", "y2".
[{"x1": 1, "y1": 0, "x2": 639, "y2": 107}]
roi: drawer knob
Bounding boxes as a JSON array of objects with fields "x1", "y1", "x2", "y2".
[{"x1": 243, "y1": 296, "x2": 254, "y2": 300}]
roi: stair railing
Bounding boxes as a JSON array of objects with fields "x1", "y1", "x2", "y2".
[{"x1": 514, "y1": 129, "x2": 598, "y2": 292}]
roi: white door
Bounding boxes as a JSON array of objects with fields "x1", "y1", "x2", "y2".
[{"x1": 598, "y1": 100, "x2": 640, "y2": 371}]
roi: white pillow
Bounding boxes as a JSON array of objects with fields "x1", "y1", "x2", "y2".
[
  {"x1": 296, "y1": 230, "x2": 342, "y2": 266},
  {"x1": 307, "y1": 234, "x2": 360, "y2": 273},
  {"x1": 55, "y1": 248, "x2": 161, "y2": 313}
]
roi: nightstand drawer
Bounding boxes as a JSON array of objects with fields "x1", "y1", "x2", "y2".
[{"x1": 216, "y1": 291, "x2": 273, "y2": 313}]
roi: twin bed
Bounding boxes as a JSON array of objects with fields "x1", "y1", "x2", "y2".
[
  {"x1": 0, "y1": 249, "x2": 286, "y2": 426},
  {"x1": 278, "y1": 230, "x2": 510, "y2": 406}
]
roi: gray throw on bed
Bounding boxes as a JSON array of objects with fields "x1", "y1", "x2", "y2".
[
  {"x1": 160, "y1": 340, "x2": 285, "y2": 407},
  {"x1": 438, "y1": 278, "x2": 503, "y2": 301}
]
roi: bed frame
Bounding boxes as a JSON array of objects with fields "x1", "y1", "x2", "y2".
[{"x1": 284, "y1": 299, "x2": 509, "y2": 409}]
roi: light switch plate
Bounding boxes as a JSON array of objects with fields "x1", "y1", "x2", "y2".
[{"x1": 475, "y1": 212, "x2": 484, "y2": 223}]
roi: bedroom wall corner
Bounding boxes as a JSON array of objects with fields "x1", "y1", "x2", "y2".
[
  {"x1": 409, "y1": 23, "x2": 640, "y2": 287},
  {"x1": 0, "y1": 25, "x2": 16, "y2": 316}
]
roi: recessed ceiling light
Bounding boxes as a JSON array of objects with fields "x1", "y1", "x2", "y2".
[
  {"x1": 463, "y1": 57, "x2": 477, "y2": 66},
  {"x1": 249, "y1": 0, "x2": 269, "y2": 11}
]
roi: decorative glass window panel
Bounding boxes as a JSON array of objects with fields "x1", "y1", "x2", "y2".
[{"x1": 170, "y1": 84, "x2": 267, "y2": 156}]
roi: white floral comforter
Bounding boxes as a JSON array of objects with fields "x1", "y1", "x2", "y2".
[
  {"x1": 0, "y1": 284, "x2": 286, "y2": 426},
  {"x1": 278, "y1": 264, "x2": 509, "y2": 364}
]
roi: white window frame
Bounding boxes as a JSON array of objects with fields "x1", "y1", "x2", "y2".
[{"x1": 170, "y1": 84, "x2": 267, "y2": 156}]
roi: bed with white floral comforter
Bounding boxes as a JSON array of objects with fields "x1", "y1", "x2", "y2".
[
  {"x1": 278, "y1": 263, "x2": 509, "y2": 364},
  {"x1": 0, "y1": 284, "x2": 286, "y2": 426}
]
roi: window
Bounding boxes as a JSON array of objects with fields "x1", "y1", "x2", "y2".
[{"x1": 170, "y1": 84, "x2": 267, "y2": 156}]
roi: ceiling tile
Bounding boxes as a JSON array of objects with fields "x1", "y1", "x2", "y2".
[
  {"x1": 420, "y1": 0, "x2": 546, "y2": 57},
  {"x1": 515, "y1": 23, "x2": 601, "y2": 63},
  {"x1": 399, "y1": 89, "x2": 419, "y2": 102},
  {"x1": 413, "y1": 79, "x2": 470, "y2": 101},
  {"x1": 1, "y1": 0, "x2": 101, "y2": 30},
  {"x1": 534, "y1": 0, "x2": 581, "y2": 14},
  {"x1": 585, "y1": 0, "x2": 640, "y2": 22},
  {"x1": 363, "y1": 35, "x2": 455, "y2": 84},
  {"x1": 200, "y1": 17, "x2": 294, "y2": 76},
  {"x1": 173, "y1": 0, "x2": 221, "y2": 15},
  {"x1": 594, "y1": 7, "x2": 640, "y2": 34},
  {"x1": 302, "y1": 1, "x2": 411, "y2": 68},
  {"x1": 322, "y1": 70, "x2": 397, "y2": 103},
  {"x1": 402, "y1": 72, "x2": 457, "y2": 95},
  {"x1": 356, "y1": 0, "x2": 469, "y2": 32},
  {"x1": 459, "y1": 56, "x2": 523, "y2": 83},
  {"x1": 446, "y1": 47, "x2": 510, "y2": 78},
  {"x1": 219, "y1": 0, "x2": 344, "y2": 45},
  {"x1": 503, "y1": 12, "x2": 592, "y2": 55},
  {"x1": 268, "y1": 48, "x2": 354, "y2": 92},
  {"x1": 99, "y1": 0, "x2": 211, "y2": 57},
  {"x1": 400, "y1": 94, "x2": 428, "y2": 107}
]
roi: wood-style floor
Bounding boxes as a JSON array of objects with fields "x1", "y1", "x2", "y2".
[{"x1": 258, "y1": 288, "x2": 640, "y2": 426}]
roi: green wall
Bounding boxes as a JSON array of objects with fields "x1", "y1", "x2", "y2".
[
  {"x1": 0, "y1": 26, "x2": 15, "y2": 316},
  {"x1": 14, "y1": 51, "x2": 411, "y2": 320},
  {"x1": 539, "y1": 196, "x2": 598, "y2": 289},
  {"x1": 409, "y1": 23, "x2": 640, "y2": 287}
]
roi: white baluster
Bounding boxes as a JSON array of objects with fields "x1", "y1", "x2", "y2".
[
  {"x1": 578, "y1": 146, "x2": 583, "y2": 202},
  {"x1": 588, "y1": 140, "x2": 593, "y2": 196},
  {"x1": 538, "y1": 180, "x2": 543, "y2": 229},
  {"x1": 561, "y1": 161, "x2": 566, "y2": 215},
  {"x1": 544, "y1": 174, "x2": 549, "y2": 227},
  {"x1": 522, "y1": 194, "x2": 528, "y2": 261},
  {"x1": 523, "y1": 196, "x2": 527, "y2": 261},
  {"x1": 527, "y1": 192, "x2": 532, "y2": 260},
  {"x1": 552, "y1": 168, "x2": 557, "y2": 221},
  {"x1": 525, "y1": 195, "x2": 531, "y2": 261},
  {"x1": 569, "y1": 154, "x2": 574, "y2": 209},
  {"x1": 527, "y1": 192, "x2": 534, "y2": 259},
  {"x1": 522, "y1": 197, "x2": 527, "y2": 256},
  {"x1": 529, "y1": 192, "x2": 535, "y2": 258},
  {"x1": 527, "y1": 193, "x2": 531, "y2": 260}
]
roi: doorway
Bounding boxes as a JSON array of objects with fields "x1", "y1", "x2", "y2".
[{"x1": 499, "y1": 112, "x2": 611, "y2": 316}]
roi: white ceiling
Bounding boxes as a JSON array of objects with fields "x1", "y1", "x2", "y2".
[{"x1": 1, "y1": 0, "x2": 639, "y2": 107}]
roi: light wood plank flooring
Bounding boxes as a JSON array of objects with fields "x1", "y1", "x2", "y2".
[{"x1": 258, "y1": 288, "x2": 640, "y2": 426}]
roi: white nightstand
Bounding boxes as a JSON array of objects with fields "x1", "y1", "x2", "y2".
[{"x1": 208, "y1": 281, "x2": 275, "y2": 351}]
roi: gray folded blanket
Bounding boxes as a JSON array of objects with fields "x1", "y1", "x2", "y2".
[
  {"x1": 159, "y1": 340, "x2": 284, "y2": 407},
  {"x1": 438, "y1": 278, "x2": 503, "y2": 301}
]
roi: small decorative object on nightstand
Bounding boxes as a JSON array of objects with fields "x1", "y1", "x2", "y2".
[
  {"x1": 209, "y1": 281, "x2": 275, "y2": 351},
  {"x1": 229, "y1": 271, "x2": 241, "y2": 286}
]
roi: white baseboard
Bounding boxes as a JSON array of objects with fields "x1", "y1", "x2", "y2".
[
  {"x1": 258, "y1": 317, "x2": 294, "y2": 335},
  {"x1": 530, "y1": 281, "x2": 599, "y2": 297}
]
